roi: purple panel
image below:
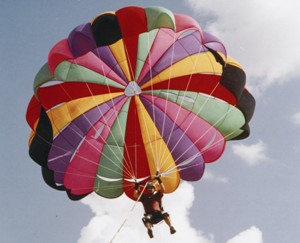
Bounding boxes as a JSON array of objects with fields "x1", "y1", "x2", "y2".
[
  {"x1": 48, "y1": 95, "x2": 124, "y2": 183},
  {"x1": 142, "y1": 94, "x2": 225, "y2": 163},
  {"x1": 93, "y1": 46, "x2": 129, "y2": 83},
  {"x1": 203, "y1": 31, "x2": 226, "y2": 56},
  {"x1": 141, "y1": 96, "x2": 204, "y2": 181},
  {"x1": 179, "y1": 32, "x2": 205, "y2": 55},
  {"x1": 139, "y1": 31, "x2": 206, "y2": 86},
  {"x1": 68, "y1": 23, "x2": 97, "y2": 58}
]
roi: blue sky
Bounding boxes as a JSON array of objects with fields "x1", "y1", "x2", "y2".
[{"x1": 1, "y1": 0, "x2": 300, "y2": 242}]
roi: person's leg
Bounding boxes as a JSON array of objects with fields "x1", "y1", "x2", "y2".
[
  {"x1": 163, "y1": 213, "x2": 176, "y2": 234},
  {"x1": 143, "y1": 215, "x2": 154, "y2": 238},
  {"x1": 146, "y1": 222, "x2": 153, "y2": 237}
]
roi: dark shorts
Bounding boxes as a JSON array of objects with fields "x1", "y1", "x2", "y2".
[{"x1": 142, "y1": 211, "x2": 170, "y2": 225}]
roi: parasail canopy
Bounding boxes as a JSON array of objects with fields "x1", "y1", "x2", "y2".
[{"x1": 26, "y1": 6, "x2": 255, "y2": 200}]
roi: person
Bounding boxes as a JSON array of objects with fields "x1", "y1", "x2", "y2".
[{"x1": 134, "y1": 177, "x2": 176, "y2": 239}]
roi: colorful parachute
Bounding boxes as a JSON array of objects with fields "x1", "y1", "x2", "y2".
[{"x1": 26, "y1": 6, "x2": 255, "y2": 200}]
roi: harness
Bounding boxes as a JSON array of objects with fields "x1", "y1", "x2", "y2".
[{"x1": 140, "y1": 191, "x2": 169, "y2": 225}]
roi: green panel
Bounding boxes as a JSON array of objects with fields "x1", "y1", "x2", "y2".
[
  {"x1": 33, "y1": 63, "x2": 55, "y2": 97},
  {"x1": 227, "y1": 128, "x2": 243, "y2": 140},
  {"x1": 135, "y1": 29, "x2": 158, "y2": 81},
  {"x1": 54, "y1": 61, "x2": 126, "y2": 89},
  {"x1": 94, "y1": 98, "x2": 131, "y2": 198},
  {"x1": 145, "y1": 6, "x2": 176, "y2": 31},
  {"x1": 144, "y1": 90, "x2": 246, "y2": 139}
]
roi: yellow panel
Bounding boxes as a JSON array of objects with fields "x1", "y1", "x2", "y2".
[
  {"x1": 141, "y1": 52, "x2": 224, "y2": 89},
  {"x1": 109, "y1": 40, "x2": 132, "y2": 81},
  {"x1": 226, "y1": 55, "x2": 243, "y2": 69},
  {"x1": 28, "y1": 119, "x2": 39, "y2": 146},
  {"x1": 48, "y1": 92, "x2": 123, "y2": 136},
  {"x1": 28, "y1": 130, "x2": 35, "y2": 146},
  {"x1": 135, "y1": 96, "x2": 180, "y2": 193}
]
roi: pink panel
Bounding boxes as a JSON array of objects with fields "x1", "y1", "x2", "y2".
[
  {"x1": 70, "y1": 52, "x2": 127, "y2": 86},
  {"x1": 64, "y1": 97, "x2": 127, "y2": 194},
  {"x1": 174, "y1": 13, "x2": 201, "y2": 32},
  {"x1": 136, "y1": 28, "x2": 177, "y2": 84},
  {"x1": 48, "y1": 39, "x2": 73, "y2": 74},
  {"x1": 142, "y1": 94, "x2": 225, "y2": 162}
]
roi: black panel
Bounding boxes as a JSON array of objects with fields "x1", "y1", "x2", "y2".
[
  {"x1": 220, "y1": 64, "x2": 246, "y2": 100},
  {"x1": 29, "y1": 107, "x2": 53, "y2": 167},
  {"x1": 237, "y1": 89, "x2": 256, "y2": 123},
  {"x1": 42, "y1": 167, "x2": 66, "y2": 191},
  {"x1": 92, "y1": 13, "x2": 122, "y2": 46},
  {"x1": 232, "y1": 90, "x2": 256, "y2": 140},
  {"x1": 66, "y1": 190, "x2": 90, "y2": 201},
  {"x1": 206, "y1": 47, "x2": 226, "y2": 66},
  {"x1": 232, "y1": 124, "x2": 250, "y2": 140}
]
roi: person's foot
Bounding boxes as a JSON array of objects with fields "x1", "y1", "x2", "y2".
[
  {"x1": 170, "y1": 226, "x2": 176, "y2": 234},
  {"x1": 148, "y1": 229, "x2": 154, "y2": 238}
]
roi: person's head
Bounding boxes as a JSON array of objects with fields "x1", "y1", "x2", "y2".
[{"x1": 146, "y1": 182, "x2": 156, "y2": 194}]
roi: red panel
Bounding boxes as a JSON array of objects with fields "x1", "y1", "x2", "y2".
[
  {"x1": 48, "y1": 39, "x2": 73, "y2": 74},
  {"x1": 143, "y1": 74, "x2": 237, "y2": 105},
  {"x1": 26, "y1": 96, "x2": 41, "y2": 129},
  {"x1": 37, "y1": 82, "x2": 123, "y2": 109},
  {"x1": 122, "y1": 36, "x2": 138, "y2": 80},
  {"x1": 116, "y1": 7, "x2": 148, "y2": 80},
  {"x1": 123, "y1": 98, "x2": 150, "y2": 200},
  {"x1": 116, "y1": 7, "x2": 147, "y2": 37}
]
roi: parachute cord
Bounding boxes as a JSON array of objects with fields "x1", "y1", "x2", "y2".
[{"x1": 109, "y1": 184, "x2": 147, "y2": 243}]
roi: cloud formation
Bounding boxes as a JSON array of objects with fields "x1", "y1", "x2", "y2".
[
  {"x1": 78, "y1": 182, "x2": 214, "y2": 243},
  {"x1": 202, "y1": 169, "x2": 229, "y2": 183},
  {"x1": 226, "y1": 226, "x2": 263, "y2": 243},
  {"x1": 291, "y1": 111, "x2": 300, "y2": 125},
  {"x1": 231, "y1": 140, "x2": 269, "y2": 166},
  {"x1": 184, "y1": 0, "x2": 300, "y2": 95}
]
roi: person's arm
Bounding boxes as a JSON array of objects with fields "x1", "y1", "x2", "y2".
[
  {"x1": 133, "y1": 182, "x2": 140, "y2": 199},
  {"x1": 156, "y1": 177, "x2": 165, "y2": 193}
]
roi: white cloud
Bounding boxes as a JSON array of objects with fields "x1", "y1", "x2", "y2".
[
  {"x1": 291, "y1": 111, "x2": 300, "y2": 125},
  {"x1": 226, "y1": 226, "x2": 263, "y2": 243},
  {"x1": 231, "y1": 140, "x2": 269, "y2": 166},
  {"x1": 78, "y1": 182, "x2": 214, "y2": 243},
  {"x1": 202, "y1": 169, "x2": 229, "y2": 184},
  {"x1": 184, "y1": 0, "x2": 300, "y2": 95}
]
